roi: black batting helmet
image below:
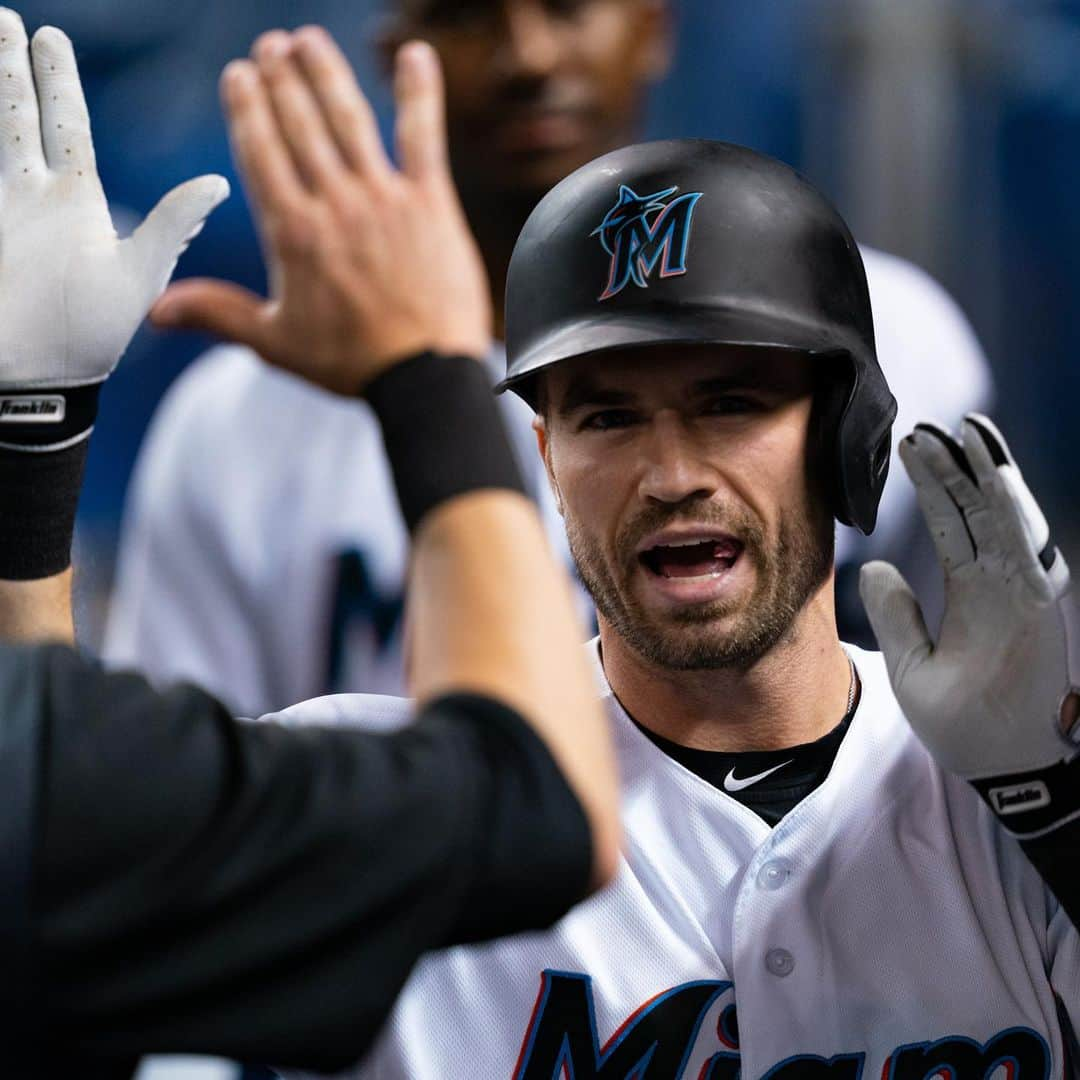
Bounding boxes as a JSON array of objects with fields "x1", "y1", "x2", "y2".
[{"x1": 497, "y1": 138, "x2": 897, "y2": 535}]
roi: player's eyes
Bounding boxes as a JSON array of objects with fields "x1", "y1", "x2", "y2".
[{"x1": 580, "y1": 409, "x2": 640, "y2": 431}]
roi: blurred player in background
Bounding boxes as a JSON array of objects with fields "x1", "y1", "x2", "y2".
[{"x1": 105, "y1": 0, "x2": 993, "y2": 718}]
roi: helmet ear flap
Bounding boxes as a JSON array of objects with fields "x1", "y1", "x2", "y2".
[
  {"x1": 809, "y1": 352, "x2": 895, "y2": 534},
  {"x1": 808, "y1": 354, "x2": 855, "y2": 528},
  {"x1": 860, "y1": 429, "x2": 894, "y2": 530}
]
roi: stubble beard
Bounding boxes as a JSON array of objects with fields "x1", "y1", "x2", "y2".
[{"x1": 566, "y1": 498, "x2": 835, "y2": 672}]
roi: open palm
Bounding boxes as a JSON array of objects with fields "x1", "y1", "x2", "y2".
[
  {"x1": 0, "y1": 11, "x2": 227, "y2": 388},
  {"x1": 861, "y1": 414, "x2": 1077, "y2": 781}
]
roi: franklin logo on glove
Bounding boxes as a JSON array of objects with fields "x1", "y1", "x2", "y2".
[
  {"x1": 989, "y1": 780, "x2": 1051, "y2": 815},
  {"x1": 0, "y1": 395, "x2": 64, "y2": 421}
]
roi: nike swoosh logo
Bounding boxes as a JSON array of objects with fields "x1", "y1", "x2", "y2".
[{"x1": 723, "y1": 760, "x2": 794, "y2": 793}]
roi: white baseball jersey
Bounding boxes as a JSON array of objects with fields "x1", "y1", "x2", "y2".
[
  {"x1": 103, "y1": 246, "x2": 992, "y2": 716},
  {"x1": 269, "y1": 642, "x2": 1080, "y2": 1080},
  {"x1": 104, "y1": 348, "x2": 575, "y2": 715}
]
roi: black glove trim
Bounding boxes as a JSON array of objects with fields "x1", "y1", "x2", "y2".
[
  {"x1": 972, "y1": 754, "x2": 1080, "y2": 838},
  {"x1": 0, "y1": 382, "x2": 103, "y2": 450}
]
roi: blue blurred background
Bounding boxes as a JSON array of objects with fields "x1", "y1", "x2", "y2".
[{"x1": 13, "y1": 0, "x2": 1077, "y2": 640}]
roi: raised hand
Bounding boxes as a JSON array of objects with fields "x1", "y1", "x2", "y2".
[
  {"x1": 0, "y1": 8, "x2": 227, "y2": 417},
  {"x1": 860, "y1": 414, "x2": 1079, "y2": 792},
  {"x1": 152, "y1": 26, "x2": 492, "y2": 396}
]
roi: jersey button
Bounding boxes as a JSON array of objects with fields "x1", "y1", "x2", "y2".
[
  {"x1": 756, "y1": 859, "x2": 792, "y2": 891},
  {"x1": 765, "y1": 948, "x2": 795, "y2": 977}
]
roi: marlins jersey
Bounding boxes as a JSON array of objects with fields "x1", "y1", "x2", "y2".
[
  {"x1": 104, "y1": 348, "x2": 575, "y2": 715},
  {"x1": 104, "y1": 247, "x2": 992, "y2": 715},
  {"x1": 269, "y1": 643, "x2": 1080, "y2": 1080}
]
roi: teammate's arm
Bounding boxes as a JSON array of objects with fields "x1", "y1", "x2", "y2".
[
  {"x1": 0, "y1": 570, "x2": 73, "y2": 642},
  {"x1": 9, "y1": 645, "x2": 595, "y2": 1074},
  {"x1": 153, "y1": 27, "x2": 620, "y2": 885}
]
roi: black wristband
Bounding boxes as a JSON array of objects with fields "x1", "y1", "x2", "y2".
[
  {"x1": 365, "y1": 352, "x2": 528, "y2": 532},
  {"x1": 0, "y1": 439, "x2": 90, "y2": 580},
  {"x1": 971, "y1": 754, "x2": 1080, "y2": 839}
]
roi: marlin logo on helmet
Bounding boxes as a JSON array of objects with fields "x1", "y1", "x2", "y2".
[{"x1": 591, "y1": 184, "x2": 703, "y2": 301}]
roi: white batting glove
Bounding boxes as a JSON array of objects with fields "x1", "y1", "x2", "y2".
[
  {"x1": 0, "y1": 8, "x2": 228, "y2": 450},
  {"x1": 860, "y1": 414, "x2": 1080, "y2": 836}
]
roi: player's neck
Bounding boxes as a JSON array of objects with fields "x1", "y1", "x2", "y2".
[{"x1": 598, "y1": 586, "x2": 853, "y2": 753}]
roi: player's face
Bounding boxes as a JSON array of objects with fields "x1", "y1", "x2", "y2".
[
  {"x1": 388, "y1": 0, "x2": 671, "y2": 194},
  {"x1": 537, "y1": 347, "x2": 835, "y2": 670}
]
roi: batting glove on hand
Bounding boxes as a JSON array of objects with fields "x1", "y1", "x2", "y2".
[
  {"x1": 0, "y1": 9, "x2": 228, "y2": 451},
  {"x1": 860, "y1": 414, "x2": 1080, "y2": 836}
]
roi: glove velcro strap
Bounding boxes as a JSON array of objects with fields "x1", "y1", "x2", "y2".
[
  {"x1": 366, "y1": 351, "x2": 528, "y2": 533},
  {"x1": 0, "y1": 383, "x2": 102, "y2": 451},
  {"x1": 972, "y1": 756, "x2": 1080, "y2": 839},
  {"x1": 0, "y1": 440, "x2": 90, "y2": 580}
]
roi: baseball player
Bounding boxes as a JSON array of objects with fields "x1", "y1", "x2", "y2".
[
  {"x1": 104, "y1": 0, "x2": 991, "y2": 719},
  {"x1": 143, "y1": 25, "x2": 1080, "y2": 1077},
  {"x1": 267, "y1": 146, "x2": 1077, "y2": 1078}
]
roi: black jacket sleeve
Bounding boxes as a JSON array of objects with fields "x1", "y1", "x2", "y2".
[{"x1": 0, "y1": 643, "x2": 591, "y2": 1075}]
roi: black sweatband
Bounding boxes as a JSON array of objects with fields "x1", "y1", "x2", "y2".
[
  {"x1": 366, "y1": 352, "x2": 528, "y2": 532},
  {"x1": 0, "y1": 439, "x2": 90, "y2": 579}
]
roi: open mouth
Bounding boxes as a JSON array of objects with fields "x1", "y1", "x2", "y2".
[{"x1": 639, "y1": 537, "x2": 743, "y2": 580}]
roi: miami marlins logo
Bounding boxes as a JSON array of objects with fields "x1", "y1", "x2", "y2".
[{"x1": 592, "y1": 183, "x2": 703, "y2": 301}]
